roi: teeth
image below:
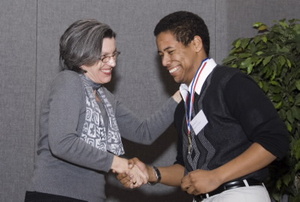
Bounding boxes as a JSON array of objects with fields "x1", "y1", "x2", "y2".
[
  {"x1": 101, "y1": 68, "x2": 112, "y2": 73},
  {"x1": 169, "y1": 67, "x2": 178, "y2": 73}
]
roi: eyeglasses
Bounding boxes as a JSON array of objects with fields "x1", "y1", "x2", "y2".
[{"x1": 99, "y1": 51, "x2": 121, "y2": 63}]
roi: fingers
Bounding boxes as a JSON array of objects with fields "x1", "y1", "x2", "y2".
[
  {"x1": 128, "y1": 157, "x2": 142, "y2": 171},
  {"x1": 116, "y1": 159, "x2": 149, "y2": 189},
  {"x1": 128, "y1": 158, "x2": 136, "y2": 169},
  {"x1": 116, "y1": 172, "x2": 133, "y2": 189},
  {"x1": 128, "y1": 165, "x2": 149, "y2": 188},
  {"x1": 172, "y1": 90, "x2": 182, "y2": 103},
  {"x1": 132, "y1": 158, "x2": 148, "y2": 177},
  {"x1": 116, "y1": 172, "x2": 127, "y2": 181},
  {"x1": 181, "y1": 175, "x2": 191, "y2": 192},
  {"x1": 181, "y1": 170, "x2": 213, "y2": 195},
  {"x1": 181, "y1": 182, "x2": 198, "y2": 195},
  {"x1": 181, "y1": 173, "x2": 198, "y2": 195},
  {"x1": 129, "y1": 158, "x2": 145, "y2": 171}
]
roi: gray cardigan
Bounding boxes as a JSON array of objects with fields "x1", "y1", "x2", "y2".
[{"x1": 28, "y1": 70, "x2": 178, "y2": 202}]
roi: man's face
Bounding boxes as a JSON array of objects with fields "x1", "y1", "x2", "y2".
[{"x1": 156, "y1": 31, "x2": 199, "y2": 85}]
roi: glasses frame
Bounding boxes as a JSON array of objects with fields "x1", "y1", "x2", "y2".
[{"x1": 99, "y1": 51, "x2": 121, "y2": 64}]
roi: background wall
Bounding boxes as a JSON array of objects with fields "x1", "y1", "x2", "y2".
[{"x1": 0, "y1": 0, "x2": 299, "y2": 202}]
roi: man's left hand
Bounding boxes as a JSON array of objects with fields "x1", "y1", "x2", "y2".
[{"x1": 181, "y1": 169, "x2": 221, "y2": 195}]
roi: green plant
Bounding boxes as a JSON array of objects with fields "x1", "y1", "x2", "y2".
[{"x1": 222, "y1": 19, "x2": 300, "y2": 201}]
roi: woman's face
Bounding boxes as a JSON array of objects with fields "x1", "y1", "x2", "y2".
[{"x1": 81, "y1": 37, "x2": 117, "y2": 84}]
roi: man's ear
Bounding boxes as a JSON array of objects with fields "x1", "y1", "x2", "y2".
[{"x1": 192, "y1": 35, "x2": 203, "y2": 53}]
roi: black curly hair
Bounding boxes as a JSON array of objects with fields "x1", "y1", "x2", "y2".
[{"x1": 154, "y1": 11, "x2": 210, "y2": 56}]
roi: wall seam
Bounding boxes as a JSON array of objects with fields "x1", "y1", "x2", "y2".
[
  {"x1": 34, "y1": 0, "x2": 39, "y2": 165},
  {"x1": 215, "y1": 0, "x2": 217, "y2": 60}
]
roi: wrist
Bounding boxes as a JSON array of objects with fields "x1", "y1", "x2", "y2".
[
  {"x1": 111, "y1": 156, "x2": 127, "y2": 173},
  {"x1": 213, "y1": 167, "x2": 226, "y2": 185},
  {"x1": 148, "y1": 166, "x2": 161, "y2": 185}
]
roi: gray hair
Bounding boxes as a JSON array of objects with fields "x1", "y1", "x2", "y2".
[{"x1": 59, "y1": 19, "x2": 116, "y2": 73}]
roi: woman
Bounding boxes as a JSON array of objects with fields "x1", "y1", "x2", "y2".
[{"x1": 24, "y1": 19, "x2": 181, "y2": 202}]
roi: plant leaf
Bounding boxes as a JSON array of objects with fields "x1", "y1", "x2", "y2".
[
  {"x1": 263, "y1": 56, "x2": 273, "y2": 66},
  {"x1": 296, "y1": 80, "x2": 300, "y2": 90},
  {"x1": 234, "y1": 39, "x2": 242, "y2": 48},
  {"x1": 291, "y1": 106, "x2": 300, "y2": 120},
  {"x1": 295, "y1": 93, "x2": 300, "y2": 106}
]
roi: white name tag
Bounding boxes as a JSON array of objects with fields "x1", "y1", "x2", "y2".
[{"x1": 190, "y1": 110, "x2": 208, "y2": 135}]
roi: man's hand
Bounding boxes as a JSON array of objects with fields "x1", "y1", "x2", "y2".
[
  {"x1": 181, "y1": 143, "x2": 278, "y2": 196},
  {"x1": 128, "y1": 157, "x2": 148, "y2": 175},
  {"x1": 116, "y1": 157, "x2": 149, "y2": 189},
  {"x1": 116, "y1": 172, "x2": 132, "y2": 188},
  {"x1": 127, "y1": 164, "x2": 148, "y2": 188},
  {"x1": 181, "y1": 169, "x2": 221, "y2": 195}
]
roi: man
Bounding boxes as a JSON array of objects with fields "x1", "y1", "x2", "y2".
[{"x1": 118, "y1": 11, "x2": 289, "y2": 202}]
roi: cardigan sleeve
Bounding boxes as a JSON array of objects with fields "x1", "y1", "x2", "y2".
[
  {"x1": 173, "y1": 101, "x2": 185, "y2": 166},
  {"x1": 45, "y1": 71, "x2": 114, "y2": 172},
  {"x1": 223, "y1": 73, "x2": 289, "y2": 159},
  {"x1": 114, "y1": 94, "x2": 179, "y2": 145}
]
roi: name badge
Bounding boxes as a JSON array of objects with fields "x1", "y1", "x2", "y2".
[{"x1": 190, "y1": 110, "x2": 208, "y2": 135}]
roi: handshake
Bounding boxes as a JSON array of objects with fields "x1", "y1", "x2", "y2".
[
  {"x1": 112, "y1": 157, "x2": 159, "y2": 189},
  {"x1": 112, "y1": 156, "x2": 217, "y2": 196}
]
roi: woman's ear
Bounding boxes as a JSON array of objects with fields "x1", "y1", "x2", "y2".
[
  {"x1": 80, "y1": 65, "x2": 88, "y2": 73},
  {"x1": 192, "y1": 35, "x2": 203, "y2": 53}
]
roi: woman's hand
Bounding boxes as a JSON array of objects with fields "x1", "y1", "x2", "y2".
[
  {"x1": 111, "y1": 156, "x2": 130, "y2": 174},
  {"x1": 127, "y1": 164, "x2": 149, "y2": 188},
  {"x1": 172, "y1": 90, "x2": 182, "y2": 103},
  {"x1": 112, "y1": 156, "x2": 148, "y2": 188}
]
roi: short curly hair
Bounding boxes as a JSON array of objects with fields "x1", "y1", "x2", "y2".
[
  {"x1": 59, "y1": 19, "x2": 116, "y2": 73},
  {"x1": 154, "y1": 11, "x2": 210, "y2": 56}
]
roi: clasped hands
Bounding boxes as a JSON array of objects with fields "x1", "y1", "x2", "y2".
[
  {"x1": 114, "y1": 157, "x2": 150, "y2": 189},
  {"x1": 116, "y1": 157, "x2": 222, "y2": 196}
]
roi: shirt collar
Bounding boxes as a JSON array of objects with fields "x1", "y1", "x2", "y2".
[{"x1": 180, "y1": 58, "x2": 217, "y2": 102}]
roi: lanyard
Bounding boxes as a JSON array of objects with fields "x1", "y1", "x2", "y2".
[{"x1": 185, "y1": 58, "x2": 208, "y2": 153}]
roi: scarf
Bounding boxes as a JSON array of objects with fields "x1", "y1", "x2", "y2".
[{"x1": 79, "y1": 74, "x2": 124, "y2": 156}]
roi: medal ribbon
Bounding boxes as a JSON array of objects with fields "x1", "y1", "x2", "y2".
[{"x1": 185, "y1": 58, "x2": 209, "y2": 136}]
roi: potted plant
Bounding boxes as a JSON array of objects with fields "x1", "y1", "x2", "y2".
[{"x1": 222, "y1": 19, "x2": 300, "y2": 202}]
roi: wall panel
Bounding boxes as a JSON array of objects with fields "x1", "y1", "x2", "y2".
[{"x1": 0, "y1": 1, "x2": 37, "y2": 202}]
